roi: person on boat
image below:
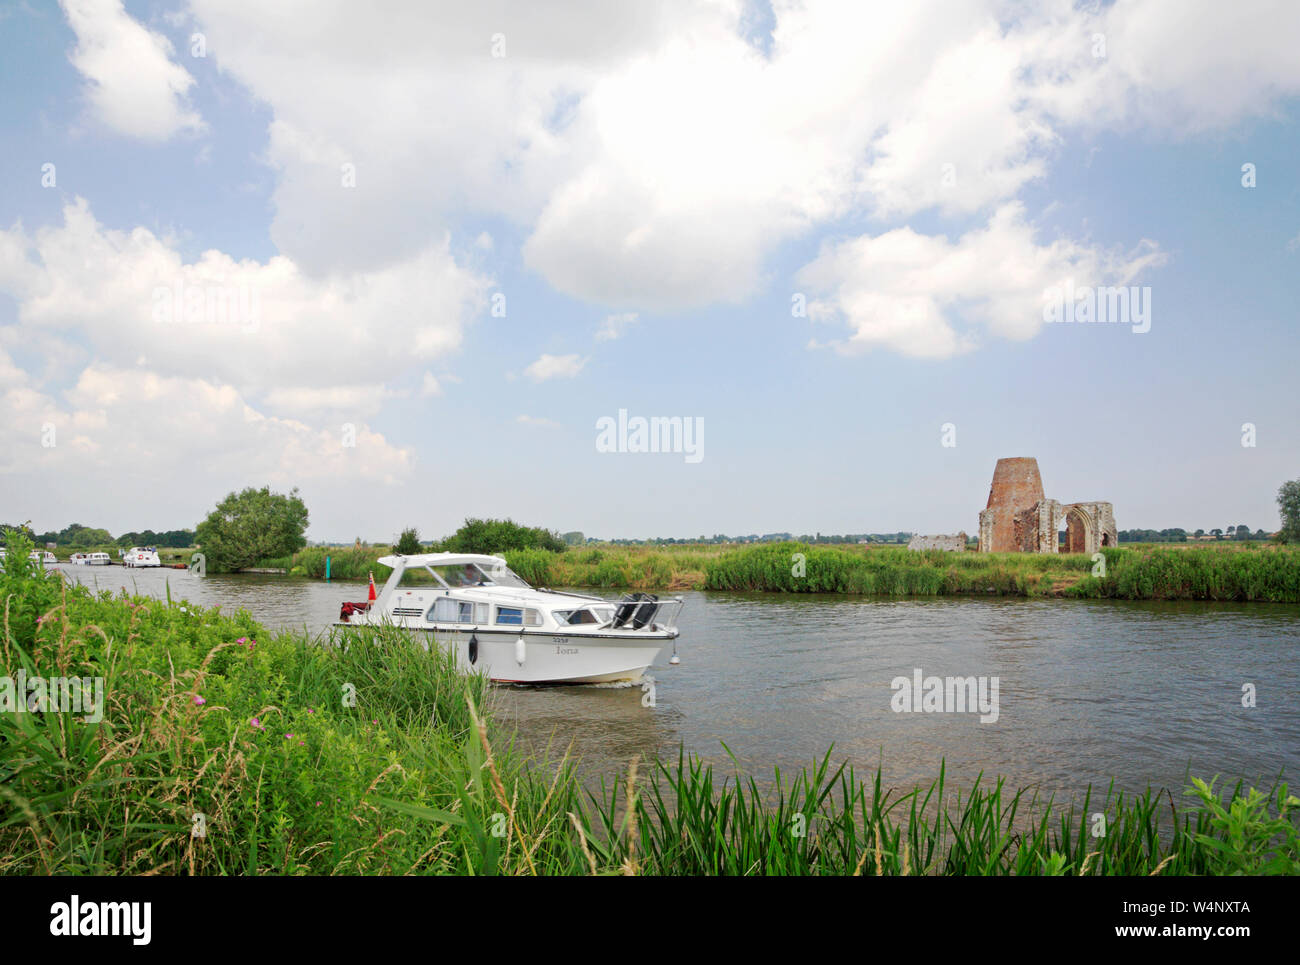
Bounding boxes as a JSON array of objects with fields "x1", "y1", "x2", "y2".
[{"x1": 460, "y1": 564, "x2": 483, "y2": 586}]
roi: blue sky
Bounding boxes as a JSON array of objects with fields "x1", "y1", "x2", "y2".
[{"x1": 1, "y1": 0, "x2": 1297, "y2": 542}]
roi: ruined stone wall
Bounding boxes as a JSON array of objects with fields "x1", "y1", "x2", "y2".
[
  {"x1": 1061, "y1": 502, "x2": 1118, "y2": 554},
  {"x1": 908, "y1": 533, "x2": 968, "y2": 552},
  {"x1": 978, "y1": 457, "x2": 1045, "y2": 552},
  {"x1": 1014, "y1": 499, "x2": 1062, "y2": 553}
]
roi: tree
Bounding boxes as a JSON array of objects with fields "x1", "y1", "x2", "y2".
[
  {"x1": 442, "y1": 518, "x2": 565, "y2": 554},
  {"x1": 1194, "y1": 529, "x2": 1205, "y2": 538},
  {"x1": 1210, "y1": 528, "x2": 1223, "y2": 539},
  {"x1": 1278, "y1": 480, "x2": 1300, "y2": 543},
  {"x1": 195, "y1": 486, "x2": 310, "y2": 572},
  {"x1": 395, "y1": 527, "x2": 421, "y2": 555}
]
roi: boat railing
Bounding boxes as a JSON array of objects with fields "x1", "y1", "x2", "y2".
[{"x1": 653, "y1": 596, "x2": 685, "y2": 631}]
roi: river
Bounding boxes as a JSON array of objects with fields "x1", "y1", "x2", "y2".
[{"x1": 56, "y1": 564, "x2": 1300, "y2": 800}]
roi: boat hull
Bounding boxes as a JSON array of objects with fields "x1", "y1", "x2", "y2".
[{"x1": 337, "y1": 622, "x2": 666, "y2": 685}]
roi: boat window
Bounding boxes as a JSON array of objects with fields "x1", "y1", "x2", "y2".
[
  {"x1": 495, "y1": 606, "x2": 523, "y2": 626},
  {"x1": 555, "y1": 608, "x2": 599, "y2": 626},
  {"x1": 429, "y1": 598, "x2": 481, "y2": 623},
  {"x1": 524, "y1": 608, "x2": 542, "y2": 627},
  {"x1": 554, "y1": 606, "x2": 613, "y2": 626}
]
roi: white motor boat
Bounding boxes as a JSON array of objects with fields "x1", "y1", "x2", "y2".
[
  {"x1": 122, "y1": 546, "x2": 162, "y2": 568},
  {"x1": 337, "y1": 553, "x2": 682, "y2": 685},
  {"x1": 70, "y1": 552, "x2": 112, "y2": 565},
  {"x1": 28, "y1": 550, "x2": 58, "y2": 566}
]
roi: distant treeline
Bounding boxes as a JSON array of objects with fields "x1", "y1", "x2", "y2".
[
  {"x1": 575, "y1": 532, "x2": 916, "y2": 546},
  {"x1": 3, "y1": 521, "x2": 196, "y2": 548},
  {"x1": 1119, "y1": 526, "x2": 1272, "y2": 543}
]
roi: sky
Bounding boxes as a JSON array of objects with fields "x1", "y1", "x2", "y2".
[{"x1": 0, "y1": 0, "x2": 1297, "y2": 543}]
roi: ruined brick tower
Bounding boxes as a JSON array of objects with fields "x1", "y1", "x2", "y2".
[
  {"x1": 978, "y1": 457, "x2": 1117, "y2": 554},
  {"x1": 979, "y1": 457, "x2": 1045, "y2": 553}
]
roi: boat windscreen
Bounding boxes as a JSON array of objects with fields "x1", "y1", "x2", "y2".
[{"x1": 428, "y1": 562, "x2": 531, "y2": 589}]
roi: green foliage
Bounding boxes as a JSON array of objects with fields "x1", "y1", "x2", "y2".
[
  {"x1": 1, "y1": 522, "x2": 36, "y2": 545},
  {"x1": 33, "y1": 523, "x2": 114, "y2": 547},
  {"x1": 195, "y1": 486, "x2": 310, "y2": 573},
  {"x1": 502, "y1": 548, "x2": 556, "y2": 586},
  {"x1": 1186, "y1": 778, "x2": 1300, "y2": 875},
  {"x1": 442, "y1": 518, "x2": 565, "y2": 555},
  {"x1": 395, "y1": 527, "x2": 422, "y2": 555},
  {"x1": 1278, "y1": 479, "x2": 1300, "y2": 543},
  {"x1": 115, "y1": 529, "x2": 195, "y2": 548}
]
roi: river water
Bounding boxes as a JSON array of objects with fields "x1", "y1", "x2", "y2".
[{"x1": 56, "y1": 565, "x2": 1300, "y2": 799}]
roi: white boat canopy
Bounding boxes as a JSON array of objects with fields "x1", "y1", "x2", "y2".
[{"x1": 376, "y1": 553, "x2": 508, "y2": 571}]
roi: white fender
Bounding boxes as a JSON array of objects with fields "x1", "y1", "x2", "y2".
[{"x1": 515, "y1": 635, "x2": 526, "y2": 666}]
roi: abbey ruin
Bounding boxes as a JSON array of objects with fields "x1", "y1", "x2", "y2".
[{"x1": 977, "y1": 457, "x2": 1117, "y2": 554}]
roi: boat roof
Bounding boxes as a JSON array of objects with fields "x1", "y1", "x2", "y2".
[{"x1": 377, "y1": 552, "x2": 508, "y2": 570}]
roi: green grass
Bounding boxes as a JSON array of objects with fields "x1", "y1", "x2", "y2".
[{"x1": 2, "y1": 533, "x2": 1297, "y2": 876}]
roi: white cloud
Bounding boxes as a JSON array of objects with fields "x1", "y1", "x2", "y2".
[
  {"x1": 0, "y1": 198, "x2": 489, "y2": 411},
  {"x1": 797, "y1": 203, "x2": 1167, "y2": 358},
  {"x1": 1026, "y1": 0, "x2": 1300, "y2": 136},
  {"x1": 60, "y1": 0, "x2": 204, "y2": 140},
  {"x1": 419, "y1": 373, "x2": 442, "y2": 397},
  {"x1": 182, "y1": 0, "x2": 1300, "y2": 312},
  {"x1": 595, "y1": 312, "x2": 638, "y2": 341},
  {"x1": 0, "y1": 363, "x2": 412, "y2": 484},
  {"x1": 524, "y1": 353, "x2": 586, "y2": 382}
]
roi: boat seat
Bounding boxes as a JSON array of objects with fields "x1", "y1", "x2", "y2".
[{"x1": 613, "y1": 592, "x2": 660, "y2": 629}]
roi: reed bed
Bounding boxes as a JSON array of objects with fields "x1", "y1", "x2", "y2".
[
  {"x1": 1, "y1": 535, "x2": 1296, "y2": 876},
  {"x1": 256, "y1": 541, "x2": 1300, "y2": 602},
  {"x1": 702, "y1": 542, "x2": 1300, "y2": 602}
]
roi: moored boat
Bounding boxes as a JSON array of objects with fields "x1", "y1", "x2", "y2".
[
  {"x1": 122, "y1": 546, "x2": 162, "y2": 568},
  {"x1": 71, "y1": 552, "x2": 112, "y2": 565},
  {"x1": 336, "y1": 553, "x2": 682, "y2": 685}
]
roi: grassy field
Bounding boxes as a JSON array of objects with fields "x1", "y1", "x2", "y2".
[
  {"x1": 260, "y1": 540, "x2": 1300, "y2": 602},
  {"x1": 2, "y1": 536, "x2": 1297, "y2": 875}
]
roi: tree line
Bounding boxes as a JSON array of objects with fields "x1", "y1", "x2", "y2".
[{"x1": 2, "y1": 522, "x2": 196, "y2": 548}]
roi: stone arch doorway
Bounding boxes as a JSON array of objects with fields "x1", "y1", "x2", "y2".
[{"x1": 1061, "y1": 504, "x2": 1095, "y2": 554}]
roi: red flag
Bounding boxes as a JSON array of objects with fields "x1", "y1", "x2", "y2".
[{"x1": 367, "y1": 571, "x2": 377, "y2": 601}]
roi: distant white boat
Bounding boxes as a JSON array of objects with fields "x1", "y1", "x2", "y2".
[
  {"x1": 70, "y1": 552, "x2": 112, "y2": 566},
  {"x1": 337, "y1": 553, "x2": 682, "y2": 685},
  {"x1": 28, "y1": 550, "x2": 58, "y2": 566},
  {"x1": 122, "y1": 546, "x2": 162, "y2": 568}
]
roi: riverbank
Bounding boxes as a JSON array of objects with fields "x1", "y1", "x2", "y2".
[
  {"x1": 258, "y1": 541, "x2": 1300, "y2": 602},
  {"x1": 3, "y1": 540, "x2": 1296, "y2": 875}
]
